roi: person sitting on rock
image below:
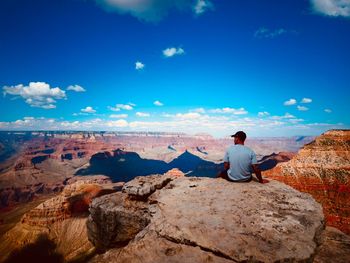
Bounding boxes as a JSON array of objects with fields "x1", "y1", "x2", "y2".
[{"x1": 218, "y1": 131, "x2": 269, "y2": 183}]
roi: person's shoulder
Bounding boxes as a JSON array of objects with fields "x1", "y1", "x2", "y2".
[
  {"x1": 226, "y1": 144, "x2": 235, "y2": 151},
  {"x1": 243, "y1": 145, "x2": 255, "y2": 154}
]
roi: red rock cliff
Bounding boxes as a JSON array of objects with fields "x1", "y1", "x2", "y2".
[{"x1": 263, "y1": 129, "x2": 350, "y2": 234}]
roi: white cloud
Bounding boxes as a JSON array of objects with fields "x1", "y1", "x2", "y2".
[
  {"x1": 283, "y1": 98, "x2": 297, "y2": 106},
  {"x1": 209, "y1": 107, "x2": 248, "y2": 115},
  {"x1": 297, "y1": 105, "x2": 309, "y2": 111},
  {"x1": 110, "y1": 114, "x2": 128, "y2": 118},
  {"x1": 3, "y1": 82, "x2": 66, "y2": 109},
  {"x1": 289, "y1": 118, "x2": 305, "y2": 124},
  {"x1": 163, "y1": 47, "x2": 185, "y2": 58},
  {"x1": 175, "y1": 112, "x2": 201, "y2": 119},
  {"x1": 284, "y1": 113, "x2": 296, "y2": 119},
  {"x1": 325, "y1": 108, "x2": 332, "y2": 113},
  {"x1": 81, "y1": 106, "x2": 96, "y2": 113},
  {"x1": 109, "y1": 103, "x2": 134, "y2": 111},
  {"x1": 94, "y1": 0, "x2": 213, "y2": 22},
  {"x1": 106, "y1": 119, "x2": 128, "y2": 127},
  {"x1": 135, "y1": 61, "x2": 145, "y2": 70},
  {"x1": 136, "y1": 112, "x2": 150, "y2": 117},
  {"x1": 153, "y1": 100, "x2": 164, "y2": 106},
  {"x1": 254, "y1": 27, "x2": 288, "y2": 38},
  {"x1": 194, "y1": 0, "x2": 213, "y2": 15},
  {"x1": 301, "y1": 98, "x2": 312, "y2": 103},
  {"x1": 191, "y1": 108, "x2": 206, "y2": 113},
  {"x1": 271, "y1": 113, "x2": 296, "y2": 120},
  {"x1": 310, "y1": 0, "x2": 350, "y2": 17},
  {"x1": 67, "y1": 85, "x2": 86, "y2": 92},
  {"x1": 258, "y1": 111, "x2": 270, "y2": 117},
  {"x1": 108, "y1": 106, "x2": 120, "y2": 112},
  {"x1": 117, "y1": 104, "x2": 133, "y2": 110},
  {"x1": 1, "y1": 115, "x2": 348, "y2": 137}
]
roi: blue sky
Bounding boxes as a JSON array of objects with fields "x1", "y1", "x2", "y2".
[{"x1": 0, "y1": 0, "x2": 349, "y2": 137}]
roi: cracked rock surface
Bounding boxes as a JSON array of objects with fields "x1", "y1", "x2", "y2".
[
  {"x1": 88, "y1": 176, "x2": 326, "y2": 262},
  {"x1": 122, "y1": 174, "x2": 173, "y2": 199}
]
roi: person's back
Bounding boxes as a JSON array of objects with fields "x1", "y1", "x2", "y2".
[
  {"x1": 219, "y1": 130, "x2": 268, "y2": 184},
  {"x1": 224, "y1": 144, "x2": 256, "y2": 181}
]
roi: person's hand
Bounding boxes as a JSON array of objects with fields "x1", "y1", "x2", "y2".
[{"x1": 259, "y1": 179, "x2": 269, "y2": 184}]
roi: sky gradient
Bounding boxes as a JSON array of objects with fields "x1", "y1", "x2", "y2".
[{"x1": 1, "y1": 0, "x2": 349, "y2": 137}]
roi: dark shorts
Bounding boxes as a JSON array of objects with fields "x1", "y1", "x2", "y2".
[{"x1": 218, "y1": 170, "x2": 252, "y2": 183}]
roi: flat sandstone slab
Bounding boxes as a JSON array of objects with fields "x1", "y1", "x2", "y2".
[{"x1": 89, "y1": 176, "x2": 325, "y2": 262}]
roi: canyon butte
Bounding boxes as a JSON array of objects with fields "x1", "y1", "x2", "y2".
[{"x1": 0, "y1": 130, "x2": 349, "y2": 262}]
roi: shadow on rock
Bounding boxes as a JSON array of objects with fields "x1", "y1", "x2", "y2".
[{"x1": 4, "y1": 234, "x2": 64, "y2": 263}]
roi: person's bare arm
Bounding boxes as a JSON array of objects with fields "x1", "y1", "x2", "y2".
[
  {"x1": 224, "y1": 162, "x2": 230, "y2": 171},
  {"x1": 252, "y1": 164, "x2": 269, "y2": 184}
]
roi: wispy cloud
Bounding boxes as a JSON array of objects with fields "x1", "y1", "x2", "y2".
[
  {"x1": 194, "y1": 0, "x2": 213, "y2": 15},
  {"x1": 325, "y1": 108, "x2": 332, "y2": 113},
  {"x1": 136, "y1": 112, "x2": 150, "y2": 117},
  {"x1": 163, "y1": 47, "x2": 185, "y2": 58},
  {"x1": 81, "y1": 106, "x2": 96, "y2": 113},
  {"x1": 258, "y1": 111, "x2": 270, "y2": 117},
  {"x1": 1, "y1": 115, "x2": 347, "y2": 137},
  {"x1": 209, "y1": 107, "x2": 248, "y2": 115},
  {"x1": 110, "y1": 114, "x2": 128, "y2": 118},
  {"x1": 283, "y1": 99, "x2": 297, "y2": 106},
  {"x1": 106, "y1": 119, "x2": 128, "y2": 127},
  {"x1": 175, "y1": 112, "x2": 201, "y2": 119},
  {"x1": 191, "y1": 108, "x2": 206, "y2": 113},
  {"x1": 271, "y1": 113, "x2": 296, "y2": 120},
  {"x1": 67, "y1": 85, "x2": 86, "y2": 92},
  {"x1": 153, "y1": 100, "x2": 164, "y2": 106},
  {"x1": 3, "y1": 82, "x2": 66, "y2": 109},
  {"x1": 297, "y1": 105, "x2": 309, "y2": 111},
  {"x1": 301, "y1": 98, "x2": 312, "y2": 103},
  {"x1": 254, "y1": 27, "x2": 289, "y2": 38},
  {"x1": 109, "y1": 103, "x2": 134, "y2": 111},
  {"x1": 94, "y1": 0, "x2": 213, "y2": 22},
  {"x1": 310, "y1": 0, "x2": 350, "y2": 17},
  {"x1": 135, "y1": 61, "x2": 145, "y2": 70}
]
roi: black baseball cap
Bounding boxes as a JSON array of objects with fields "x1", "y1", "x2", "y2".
[{"x1": 231, "y1": 131, "x2": 246, "y2": 141}]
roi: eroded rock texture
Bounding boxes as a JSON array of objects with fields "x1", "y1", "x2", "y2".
[
  {"x1": 0, "y1": 179, "x2": 121, "y2": 262},
  {"x1": 88, "y1": 175, "x2": 326, "y2": 262},
  {"x1": 314, "y1": 226, "x2": 350, "y2": 263},
  {"x1": 264, "y1": 130, "x2": 350, "y2": 234}
]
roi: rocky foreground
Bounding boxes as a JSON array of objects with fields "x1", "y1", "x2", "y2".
[
  {"x1": 1, "y1": 172, "x2": 350, "y2": 262},
  {"x1": 87, "y1": 174, "x2": 349, "y2": 262}
]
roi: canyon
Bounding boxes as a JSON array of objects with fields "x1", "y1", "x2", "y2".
[
  {"x1": 1, "y1": 130, "x2": 350, "y2": 262},
  {"x1": 0, "y1": 176, "x2": 122, "y2": 262},
  {"x1": 263, "y1": 130, "x2": 350, "y2": 235},
  {"x1": 0, "y1": 131, "x2": 307, "y2": 209}
]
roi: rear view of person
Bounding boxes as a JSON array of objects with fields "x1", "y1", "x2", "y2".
[{"x1": 218, "y1": 131, "x2": 268, "y2": 184}]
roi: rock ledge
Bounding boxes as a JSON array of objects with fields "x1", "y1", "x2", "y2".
[{"x1": 88, "y1": 176, "x2": 325, "y2": 262}]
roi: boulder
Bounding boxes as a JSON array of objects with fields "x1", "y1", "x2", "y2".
[
  {"x1": 122, "y1": 174, "x2": 173, "y2": 199},
  {"x1": 88, "y1": 176, "x2": 325, "y2": 262}
]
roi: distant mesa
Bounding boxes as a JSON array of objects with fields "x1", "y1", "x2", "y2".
[
  {"x1": 196, "y1": 146, "x2": 208, "y2": 155},
  {"x1": 167, "y1": 145, "x2": 176, "y2": 151},
  {"x1": 75, "y1": 149, "x2": 222, "y2": 182},
  {"x1": 258, "y1": 152, "x2": 295, "y2": 171}
]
